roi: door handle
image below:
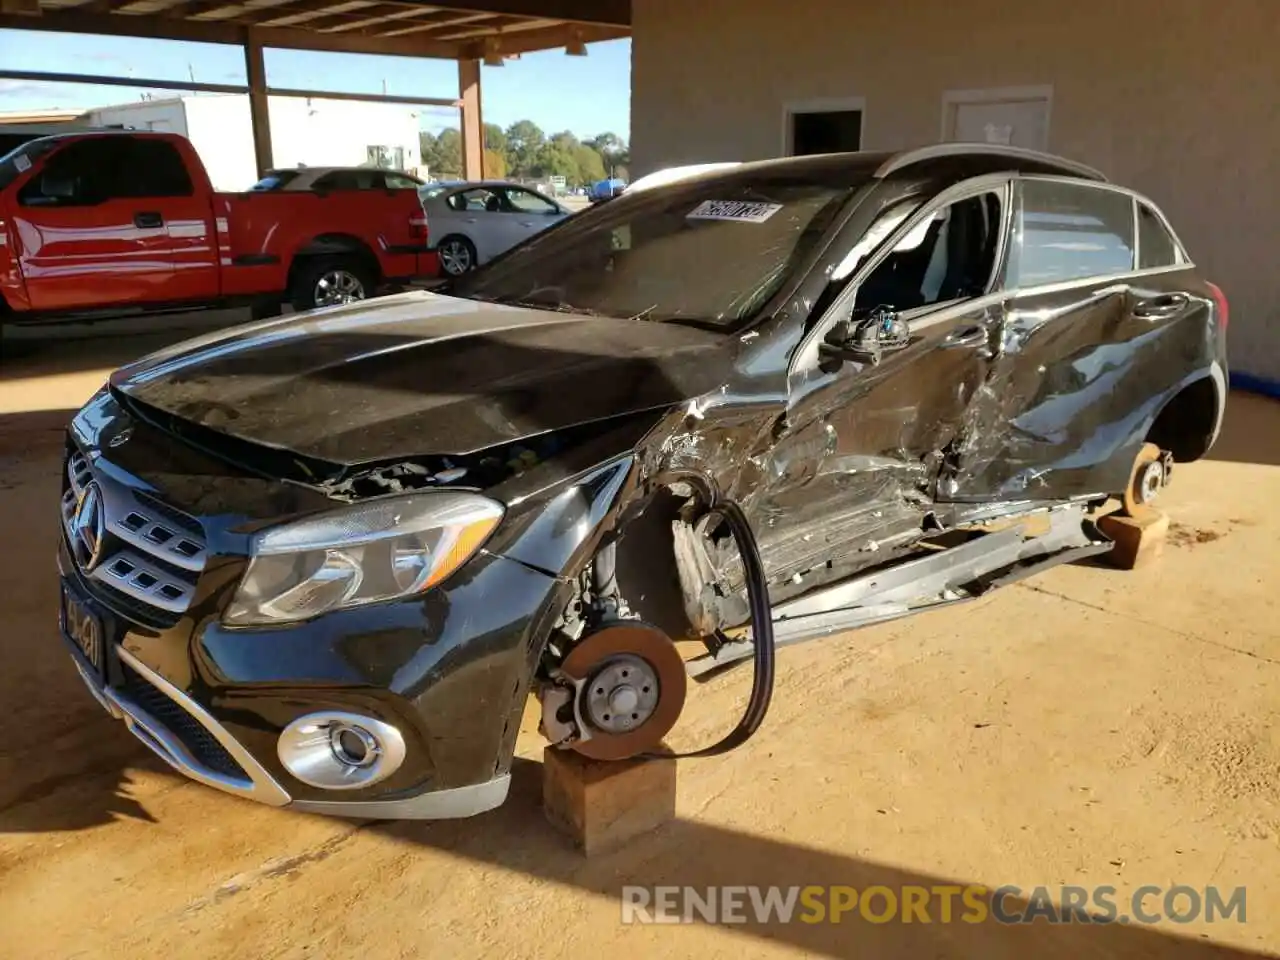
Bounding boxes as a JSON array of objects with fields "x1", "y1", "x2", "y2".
[
  {"x1": 133, "y1": 211, "x2": 163, "y2": 229},
  {"x1": 464, "y1": 217, "x2": 478, "y2": 224},
  {"x1": 518, "y1": 220, "x2": 536, "y2": 227},
  {"x1": 939, "y1": 324, "x2": 988, "y2": 349},
  {"x1": 1133, "y1": 293, "x2": 1189, "y2": 320}
]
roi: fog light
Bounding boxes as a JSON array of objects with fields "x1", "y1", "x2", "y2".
[{"x1": 277, "y1": 712, "x2": 406, "y2": 790}]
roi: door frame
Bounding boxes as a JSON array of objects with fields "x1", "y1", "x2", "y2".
[
  {"x1": 940, "y1": 85, "x2": 1054, "y2": 148},
  {"x1": 781, "y1": 96, "x2": 867, "y2": 157}
]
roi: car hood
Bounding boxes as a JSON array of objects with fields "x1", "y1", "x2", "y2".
[{"x1": 112, "y1": 291, "x2": 732, "y2": 465}]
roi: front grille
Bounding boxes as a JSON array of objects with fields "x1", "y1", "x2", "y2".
[
  {"x1": 118, "y1": 662, "x2": 248, "y2": 781},
  {"x1": 61, "y1": 449, "x2": 208, "y2": 620}
]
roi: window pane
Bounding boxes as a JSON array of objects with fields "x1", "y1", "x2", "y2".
[
  {"x1": 1010, "y1": 181, "x2": 1135, "y2": 287},
  {"x1": 122, "y1": 140, "x2": 194, "y2": 198},
  {"x1": 854, "y1": 193, "x2": 1002, "y2": 310},
  {"x1": 19, "y1": 139, "x2": 116, "y2": 205},
  {"x1": 1138, "y1": 203, "x2": 1179, "y2": 269},
  {"x1": 505, "y1": 188, "x2": 557, "y2": 214}
]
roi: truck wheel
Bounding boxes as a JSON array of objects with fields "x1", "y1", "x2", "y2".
[
  {"x1": 290, "y1": 256, "x2": 375, "y2": 312},
  {"x1": 437, "y1": 236, "x2": 476, "y2": 276}
]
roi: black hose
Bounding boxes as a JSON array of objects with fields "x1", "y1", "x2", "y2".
[{"x1": 641, "y1": 498, "x2": 775, "y2": 759}]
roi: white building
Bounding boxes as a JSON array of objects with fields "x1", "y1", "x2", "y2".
[{"x1": 83, "y1": 94, "x2": 423, "y2": 192}]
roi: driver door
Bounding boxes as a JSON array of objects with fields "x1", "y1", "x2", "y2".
[
  {"x1": 12, "y1": 137, "x2": 175, "y2": 311},
  {"x1": 753, "y1": 187, "x2": 1010, "y2": 585}
]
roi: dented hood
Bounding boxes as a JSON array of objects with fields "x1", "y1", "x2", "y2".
[{"x1": 112, "y1": 291, "x2": 731, "y2": 465}]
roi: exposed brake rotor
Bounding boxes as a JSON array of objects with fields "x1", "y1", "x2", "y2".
[
  {"x1": 1122, "y1": 442, "x2": 1171, "y2": 519},
  {"x1": 556, "y1": 621, "x2": 688, "y2": 761}
]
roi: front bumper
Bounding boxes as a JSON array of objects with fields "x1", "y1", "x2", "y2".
[
  {"x1": 56, "y1": 390, "x2": 571, "y2": 819},
  {"x1": 66, "y1": 639, "x2": 512, "y2": 817}
]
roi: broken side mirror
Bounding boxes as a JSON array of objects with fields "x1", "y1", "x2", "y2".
[{"x1": 818, "y1": 305, "x2": 910, "y2": 370}]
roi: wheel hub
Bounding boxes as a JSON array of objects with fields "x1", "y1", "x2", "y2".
[
  {"x1": 550, "y1": 621, "x2": 688, "y2": 761},
  {"x1": 584, "y1": 655, "x2": 660, "y2": 734}
]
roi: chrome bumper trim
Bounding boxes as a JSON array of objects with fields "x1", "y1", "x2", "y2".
[
  {"x1": 72, "y1": 648, "x2": 291, "y2": 807},
  {"x1": 288, "y1": 774, "x2": 512, "y2": 820}
]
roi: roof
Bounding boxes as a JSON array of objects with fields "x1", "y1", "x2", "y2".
[
  {"x1": 647, "y1": 144, "x2": 1107, "y2": 188},
  {"x1": 0, "y1": 0, "x2": 631, "y2": 61}
]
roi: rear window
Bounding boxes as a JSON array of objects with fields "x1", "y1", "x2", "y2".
[
  {"x1": 1007, "y1": 180, "x2": 1135, "y2": 288},
  {"x1": 448, "y1": 174, "x2": 856, "y2": 330},
  {"x1": 1138, "y1": 203, "x2": 1180, "y2": 268}
]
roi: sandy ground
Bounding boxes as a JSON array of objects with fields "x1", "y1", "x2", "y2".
[{"x1": 0, "y1": 319, "x2": 1278, "y2": 959}]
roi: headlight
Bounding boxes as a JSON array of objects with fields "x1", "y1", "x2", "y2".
[{"x1": 224, "y1": 492, "x2": 504, "y2": 627}]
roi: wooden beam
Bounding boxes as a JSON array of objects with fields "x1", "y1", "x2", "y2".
[
  {"x1": 458, "y1": 57, "x2": 482, "y2": 180},
  {"x1": 244, "y1": 29, "x2": 273, "y2": 177},
  {"x1": 0, "y1": 9, "x2": 471, "y2": 56},
  {"x1": 461, "y1": 21, "x2": 626, "y2": 56},
  {"x1": 400, "y1": 0, "x2": 627, "y2": 26},
  {"x1": 267, "y1": 84, "x2": 458, "y2": 106},
  {"x1": 318, "y1": 8, "x2": 490, "y2": 33},
  {"x1": 0, "y1": 66, "x2": 246, "y2": 93}
]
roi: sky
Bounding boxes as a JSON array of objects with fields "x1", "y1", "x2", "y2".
[{"x1": 0, "y1": 29, "x2": 631, "y2": 139}]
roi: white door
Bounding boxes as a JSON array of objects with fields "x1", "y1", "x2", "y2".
[{"x1": 945, "y1": 95, "x2": 1050, "y2": 151}]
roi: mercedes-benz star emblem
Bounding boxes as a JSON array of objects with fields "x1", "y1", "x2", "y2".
[{"x1": 71, "y1": 481, "x2": 107, "y2": 572}]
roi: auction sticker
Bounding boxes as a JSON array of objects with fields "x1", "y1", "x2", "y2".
[
  {"x1": 14, "y1": 155, "x2": 31, "y2": 173},
  {"x1": 687, "y1": 199, "x2": 782, "y2": 223}
]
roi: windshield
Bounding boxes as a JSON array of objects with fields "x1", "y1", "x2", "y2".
[
  {"x1": 0, "y1": 138, "x2": 61, "y2": 193},
  {"x1": 447, "y1": 173, "x2": 856, "y2": 330}
]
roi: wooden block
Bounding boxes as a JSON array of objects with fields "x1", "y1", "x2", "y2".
[
  {"x1": 1098, "y1": 510, "x2": 1169, "y2": 570},
  {"x1": 541, "y1": 745, "x2": 677, "y2": 855}
]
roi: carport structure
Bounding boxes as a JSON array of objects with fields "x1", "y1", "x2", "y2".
[{"x1": 0, "y1": 0, "x2": 630, "y2": 178}]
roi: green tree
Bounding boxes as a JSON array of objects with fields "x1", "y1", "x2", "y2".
[
  {"x1": 587, "y1": 131, "x2": 629, "y2": 178},
  {"x1": 483, "y1": 148, "x2": 507, "y2": 179},
  {"x1": 572, "y1": 143, "x2": 606, "y2": 186},
  {"x1": 505, "y1": 119, "x2": 545, "y2": 177},
  {"x1": 430, "y1": 128, "x2": 462, "y2": 177}
]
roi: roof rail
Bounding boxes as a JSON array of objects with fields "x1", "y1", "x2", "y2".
[{"x1": 874, "y1": 143, "x2": 1107, "y2": 183}]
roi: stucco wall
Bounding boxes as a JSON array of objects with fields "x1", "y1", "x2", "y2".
[{"x1": 632, "y1": 0, "x2": 1280, "y2": 381}]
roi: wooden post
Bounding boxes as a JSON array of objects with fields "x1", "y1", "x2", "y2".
[
  {"x1": 458, "y1": 58, "x2": 483, "y2": 181},
  {"x1": 243, "y1": 30, "x2": 273, "y2": 179},
  {"x1": 542, "y1": 746, "x2": 678, "y2": 856},
  {"x1": 1098, "y1": 510, "x2": 1170, "y2": 569}
]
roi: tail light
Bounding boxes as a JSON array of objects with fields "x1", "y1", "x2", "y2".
[
  {"x1": 409, "y1": 212, "x2": 429, "y2": 241},
  {"x1": 1207, "y1": 281, "x2": 1229, "y2": 332}
]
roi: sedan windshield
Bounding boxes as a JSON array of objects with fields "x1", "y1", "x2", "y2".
[{"x1": 447, "y1": 173, "x2": 857, "y2": 330}]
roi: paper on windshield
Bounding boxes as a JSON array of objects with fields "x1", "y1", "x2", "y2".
[{"x1": 687, "y1": 200, "x2": 783, "y2": 223}]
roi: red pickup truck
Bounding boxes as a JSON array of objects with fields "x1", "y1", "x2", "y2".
[{"x1": 0, "y1": 131, "x2": 435, "y2": 326}]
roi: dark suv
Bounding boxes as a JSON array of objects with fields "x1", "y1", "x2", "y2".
[{"x1": 57, "y1": 144, "x2": 1227, "y2": 819}]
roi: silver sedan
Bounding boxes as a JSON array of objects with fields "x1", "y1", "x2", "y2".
[{"x1": 420, "y1": 181, "x2": 572, "y2": 276}]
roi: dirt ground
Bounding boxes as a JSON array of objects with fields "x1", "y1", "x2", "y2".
[{"x1": 1, "y1": 319, "x2": 1278, "y2": 959}]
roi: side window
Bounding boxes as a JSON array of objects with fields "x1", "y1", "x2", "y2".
[
  {"x1": 1007, "y1": 180, "x2": 1135, "y2": 287},
  {"x1": 1138, "y1": 203, "x2": 1179, "y2": 269},
  {"x1": 18, "y1": 139, "x2": 121, "y2": 206},
  {"x1": 450, "y1": 188, "x2": 500, "y2": 212},
  {"x1": 504, "y1": 188, "x2": 558, "y2": 215},
  {"x1": 119, "y1": 139, "x2": 194, "y2": 198},
  {"x1": 853, "y1": 192, "x2": 1002, "y2": 312},
  {"x1": 384, "y1": 172, "x2": 421, "y2": 190}
]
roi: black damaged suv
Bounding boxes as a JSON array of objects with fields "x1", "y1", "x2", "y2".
[{"x1": 58, "y1": 144, "x2": 1227, "y2": 819}]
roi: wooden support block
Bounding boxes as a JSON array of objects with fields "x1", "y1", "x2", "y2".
[
  {"x1": 541, "y1": 746, "x2": 677, "y2": 855},
  {"x1": 1098, "y1": 510, "x2": 1169, "y2": 570}
]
